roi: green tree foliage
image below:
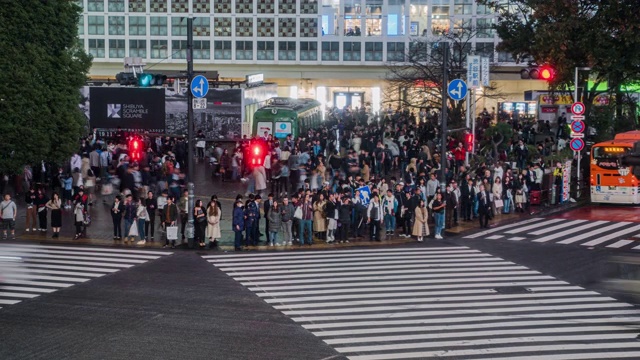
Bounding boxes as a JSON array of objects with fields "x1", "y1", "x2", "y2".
[
  {"x1": 477, "y1": 0, "x2": 640, "y2": 121},
  {"x1": 0, "y1": 0, "x2": 92, "y2": 175}
]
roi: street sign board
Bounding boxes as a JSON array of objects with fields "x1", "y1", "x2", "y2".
[
  {"x1": 192, "y1": 98, "x2": 207, "y2": 109},
  {"x1": 571, "y1": 102, "x2": 586, "y2": 115},
  {"x1": 467, "y1": 56, "x2": 481, "y2": 89},
  {"x1": 571, "y1": 120, "x2": 585, "y2": 133},
  {"x1": 357, "y1": 186, "x2": 371, "y2": 206},
  {"x1": 481, "y1": 57, "x2": 490, "y2": 87},
  {"x1": 447, "y1": 79, "x2": 468, "y2": 101},
  {"x1": 570, "y1": 132, "x2": 585, "y2": 138},
  {"x1": 190, "y1": 75, "x2": 209, "y2": 98},
  {"x1": 570, "y1": 138, "x2": 585, "y2": 152},
  {"x1": 570, "y1": 115, "x2": 585, "y2": 121}
]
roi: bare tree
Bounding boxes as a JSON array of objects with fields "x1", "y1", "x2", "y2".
[{"x1": 384, "y1": 26, "x2": 505, "y2": 129}]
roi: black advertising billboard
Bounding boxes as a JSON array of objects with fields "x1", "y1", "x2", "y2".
[{"x1": 89, "y1": 87, "x2": 165, "y2": 134}]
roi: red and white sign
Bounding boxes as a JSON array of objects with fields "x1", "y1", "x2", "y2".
[{"x1": 571, "y1": 102, "x2": 586, "y2": 115}]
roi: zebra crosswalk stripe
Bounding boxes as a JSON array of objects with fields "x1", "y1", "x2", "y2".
[
  {"x1": 0, "y1": 244, "x2": 171, "y2": 309},
  {"x1": 206, "y1": 247, "x2": 640, "y2": 360}
]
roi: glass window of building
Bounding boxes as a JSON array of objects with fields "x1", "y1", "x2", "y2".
[
  {"x1": 88, "y1": 39, "x2": 105, "y2": 58},
  {"x1": 409, "y1": 0, "x2": 428, "y2": 36},
  {"x1": 214, "y1": 40, "x2": 232, "y2": 59},
  {"x1": 364, "y1": 42, "x2": 383, "y2": 61},
  {"x1": 109, "y1": 39, "x2": 125, "y2": 58},
  {"x1": 321, "y1": 0, "x2": 339, "y2": 36},
  {"x1": 475, "y1": 42, "x2": 494, "y2": 61},
  {"x1": 171, "y1": 17, "x2": 187, "y2": 36},
  {"x1": 476, "y1": 18, "x2": 495, "y2": 38},
  {"x1": 454, "y1": 0, "x2": 473, "y2": 15},
  {"x1": 257, "y1": 18, "x2": 275, "y2": 36},
  {"x1": 452, "y1": 42, "x2": 470, "y2": 63},
  {"x1": 193, "y1": 0, "x2": 210, "y2": 13},
  {"x1": 78, "y1": 16, "x2": 84, "y2": 35},
  {"x1": 279, "y1": 0, "x2": 296, "y2": 14},
  {"x1": 150, "y1": 0, "x2": 168, "y2": 12},
  {"x1": 214, "y1": 0, "x2": 231, "y2": 13},
  {"x1": 257, "y1": 41, "x2": 275, "y2": 60},
  {"x1": 497, "y1": 51, "x2": 514, "y2": 62},
  {"x1": 193, "y1": 40, "x2": 210, "y2": 59},
  {"x1": 151, "y1": 40, "x2": 168, "y2": 58},
  {"x1": 129, "y1": 0, "x2": 146, "y2": 12},
  {"x1": 321, "y1": 41, "x2": 339, "y2": 61},
  {"x1": 387, "y1": 42, "x2": 405, "y2": 61},
  {"x1": 344, "y1": 0, "x2": 362, "y2": 36},
  {"x1": 236, "y1": 18, "x2": 254, "y2": 37},
  {"x1": 108, "y1": 16, "x2": 125, "y2": 36},
  {"x1": 150, "y1": 17, "x2": 168, "y2": 36},
  {"x1": 278, "y1": 41, "x2": 296, "y2": 60},
  {"x1": 108, "y1": 0, "x2": 125, "y2": 12},
  {"x1": 172, "y1": 0, "x2": 189, "y2": 13},
  {"x1": 343, "y1": 42, "x2": 361, "y2": 61},
  {"x1": 387, "y1": 0, "x2": 405, "y2": 36},
  {"x1": 129, "y1": 39, "x2": 147, "y2": 58},
  {"x1": 236, "y1": 41, "x2": 253, "y2": 60},
  {"x1": 278, "y1": 18, "x2": 297, "y2": 37},
  {"x1": 365, "y1": 0, "x2": 382, "y2": 36},
  {"x1": 214, "y1": 18, "x2": 232, "y2": 36},
  {"x1": 87, "y1": 0, "x2": 104, "y2": 12},
  {"x1": 257, "y1": 0, "x2": 275, "y2": 14},
  {"x1": 477, "y1": 4, "x2": 492, "y2": 14},
  {"x1": 129, "y1": 16, "x2": 146, "y2": 36},
  {"x1": 408, "y1": 40, "x2": 428, "y2": 61},
  {"x1": 236, "y1": 0, "x2": 253, "y2": 13},
  {"x1": 300, "y1": 0, "x2": 318, "y2": 14},
  {"x1": 431, "y1": 6, "x2": 450, "y2": 35},
  {"x1": 172, "y1": 40, "x2": 187, "y2": 59},
  {"x1": 193, "y1": 17, "x2": 210, "y2": 36},
  {"x1": 300, "y1": 18, "x2": 318, "y2": 37},
  {"x1": 300, "y1": 42, "x2": 318, "y2": 60},
  {"x1": 453, "y1": 19, "x2": 471, "y2": 35},
  {"x1": 87, "y1": 16, "x2": 105, "y2": 35}
]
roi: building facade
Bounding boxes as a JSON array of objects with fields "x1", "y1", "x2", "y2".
[{"x1": 79, "y1": 0, "x2": 546, "y2": 113}]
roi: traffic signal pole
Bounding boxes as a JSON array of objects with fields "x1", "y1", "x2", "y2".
[
  {"x1": 440, "y1": 41, "x2": 449, "y2": 193},
  {"x1": 186, "y1": 17, "x2": 195, "y2": 247}
]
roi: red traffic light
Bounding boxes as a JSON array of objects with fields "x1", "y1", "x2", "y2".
[
  {"x1": 250, "y1": 144, "x2": 264, "y2": 166},
  {"x1": 540, "y1": 66, "x2": 554, "y2": 81},
  {"x1": 464, "y1": 133, "x2": 474, "y2": 152}
]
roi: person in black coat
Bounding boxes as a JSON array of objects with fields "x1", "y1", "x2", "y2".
[
  {"x1": 337, "y1": 195, "x2": 352, "y2": 243},
  {"x1": 111, "y1": 196, "x2": 125, "y2": 240},
  {"x1": 477, "y1": 184, "x2": 493, "y2": 228},
  {"x1": 263, "y1": 193, "x2": 274, "y2": 244},
  {"x1": 460, "y1": 178, "x2": 474, "y2": 221}
]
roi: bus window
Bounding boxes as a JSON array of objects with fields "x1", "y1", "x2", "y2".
[{"x1": 592, "y1": 146, "x2": 629, "y2": 170}]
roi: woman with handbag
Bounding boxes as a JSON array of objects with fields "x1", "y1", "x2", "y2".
[
  {"x1": 206, "y1": 200, "x2": 221, "y2": 249},
  {"x1": 163, "y1": 196, "x2": 179, "y2": 249},
  {"x1": 194, "y1": 199, "x2": 207, "y2": 248},
  {"x1": 492, "y1": 177, "x2": 504, "y2": 215},
  {"x1": 135, "y1": 200, "x2": 149, "y2": 245}
]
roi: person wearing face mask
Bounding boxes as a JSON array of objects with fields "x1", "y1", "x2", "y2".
[{"x1": 515, "y1": 140, "x2": 528, "y2": 170}]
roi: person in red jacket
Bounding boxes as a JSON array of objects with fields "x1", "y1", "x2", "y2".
[{"x1": 453, "y1": 142, "x2": 466, "y2": 170}]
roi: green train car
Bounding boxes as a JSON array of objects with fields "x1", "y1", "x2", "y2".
[{"x1": 252, "y1": 97, "x2": 322, "y2": 139}]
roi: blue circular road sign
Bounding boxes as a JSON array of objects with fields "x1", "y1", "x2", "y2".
[
  {"x1": 447, "y1": 79, "x2": 468, "y2": 101},
  {"x1": 571, "y1": 120, "x2": 585, "y2": 133},
  {"x1": 569, "y1": 138, "x2": 585, "y2": 152},
  {"x1": 190, "y1": 75, "x2": 209, "y2": 98}
]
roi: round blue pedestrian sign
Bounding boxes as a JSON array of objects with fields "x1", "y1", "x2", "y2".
[
  {"x1": 447, "y1": 79, "x2": 468, "y2": 101},
  {"x1": 569, "y1": 138, "x2": 585, "y2": 152}
]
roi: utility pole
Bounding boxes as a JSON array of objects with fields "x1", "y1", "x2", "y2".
[
  {"x1": 185, "y1": 17, "x2": 195, "y2": 248},
  {"x1": 440, "y1": 41, "x2": 449, "y2": 192}
]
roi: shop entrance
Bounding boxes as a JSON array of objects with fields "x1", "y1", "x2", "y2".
[{"x1": 333, "y1": 92, "x2": 364, "y2": 110}]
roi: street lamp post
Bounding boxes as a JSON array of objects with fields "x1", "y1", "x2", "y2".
[{"x1": 440, "y1": 41, "x2": 449, "y2": 193}]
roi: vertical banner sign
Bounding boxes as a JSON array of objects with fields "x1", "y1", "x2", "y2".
[
  {"x1": 481, "y1": 57, "x2": 490, "y2": 87},
  {"x1": 467, "y1": 56, "x2": 481, "y2": 89},
  {"x1": 562, "y1": 160, "x2": 572, "y2": 202}
]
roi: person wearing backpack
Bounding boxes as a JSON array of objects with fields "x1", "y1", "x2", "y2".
[{"x1": 1, "y1": 194, "x2": 17, "y2": 240}]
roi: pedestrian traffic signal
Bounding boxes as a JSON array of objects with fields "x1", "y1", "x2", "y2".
[
  {"x1": 520, "y1": 66, "x2": 555, "y2": 81},
  {"x1": 128, "y1": 137, "x2": 144, "y2": 162},
  {"x1": 116, "y1": 72, "x2": 137, "y2": 86},
  {"x1": 464, "y1": 133, "x2": 474, "y2": 152},
  {"x1": 247, "y1": 142, "x2": 266, "y2": 168},
  {"x1": 138, "y1": 73, "x2": 167, "y2": 87}
]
